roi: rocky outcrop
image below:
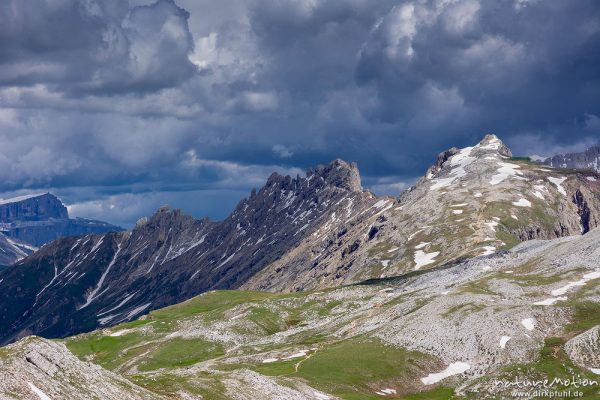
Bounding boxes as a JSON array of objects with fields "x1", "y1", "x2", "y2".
[
  {"x1": 565, "y1": 326, "x2": 600, "y2": 370},
  {"x1": 0, "y1": 336, "x2": 162, "y2": 399}
]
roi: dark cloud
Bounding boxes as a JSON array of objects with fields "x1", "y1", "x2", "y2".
[
  {"x1": 0, "y1": 0, "x2": 599, "y2": 226},
  {"x1": 0, "y1": 0, "x2": 196, "y2": 95}
]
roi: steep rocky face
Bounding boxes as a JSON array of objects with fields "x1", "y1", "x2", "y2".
[
  {"x1": 243, "y1": 134, "x2": 600, "y2": 292},
  {"x1": 0, "y1": 193, "x2": 122, "y2": 254},
  {"x1": 543, "y1": 145, "x2": 600, "y2": 171},
  {"x1": 0, "y1": 160, "x2": 379, "y2": 343},
  {"x1": 0, "y1": 193, "x2": 68, "y2": 222}
]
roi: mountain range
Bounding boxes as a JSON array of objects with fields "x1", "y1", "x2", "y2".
[
  {"x1": 542, "y1": 145, "x2": 600, "y2": 172},
  {"x1": 0, "y1": 135, "x2": 599, "y2": 399},
  {"x1": 0, "y1": 193, "x2": 122, "y2": 267}
]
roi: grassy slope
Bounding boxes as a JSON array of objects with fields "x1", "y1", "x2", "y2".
[
  {"x1": 65, "y1": 289, "x2": 463, "y2": 399},
  {"x1": 63, "y1": 269, "x2": 600, "y2": 400}
]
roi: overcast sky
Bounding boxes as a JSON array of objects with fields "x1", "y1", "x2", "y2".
[{"x1": 1, "y1": 0, "x2": 599, "y2": 227}]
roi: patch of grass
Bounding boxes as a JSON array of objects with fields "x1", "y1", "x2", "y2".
[
  {"x1": 149, "y1": 290, "x2": 277, "y2": 322},
  {"x1": 564, "y1": 301, "x2": 600, "y2": 334},
  {"x1": 318, "y1": 300, "x2": 343, "y2": 316},
  {"x1": 252, "y1": 337, "x2": 438, "y2": 399},
  {"x1": 456, "y1": 279, "x2": 497, "y2": 296},
  {"x1": 499, "y1": 337, "x2": 600, "y2": 398},
  {"x1": 66, "y1": 332, "x2": 147, "y2": 370},
  {"x1": 247, "y1": 307, "x2": 285, "y2": 335},
  {"x1": 399, "y1": 387, "x2": 457, "y2": 399},
  {"x1": 138, "y1": 337, "x2": 224, "y2": 371},
  {"x1": 508, "y1": 273, "x2": 565, "y2": 287},
  {"x1": 130, "y1": 372, "x2": 226, "y2": 399},
  {"x1": 496, "y1": 230, "x2": 519, "y2": 250},
  {"x1": 252, "y1": 358, "x2": 298, "y2": 376}
]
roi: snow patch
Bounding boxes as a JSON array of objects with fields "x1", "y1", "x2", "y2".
[
  {"x1": 551, "y1": 271, "x2": 600, "y2": 296},
  {"x1": 414, "y1": 250, "x2": 439, "y2": 270},
  {"x1": 490, "y1": 162, "x2": 521, "y2": 185},
  {"x1": 499, "y1": 336, "x2": 511, "y2": 349},
  {"x1": 485, "y1": 221, "x2": 499, "y2": 231},
  {"x1": 521, "y1": 318, "x2": 535, "y2": 331},
  {"x1": 452, "y1": 209, "x2": 463, "y2": 215},
  {"x1": 109, "y1": 328, "x2": 135, "y2": 337},
  {"x1": 481, "y1": 246, "x2": 496, "y2": 256},
  {"x1": 533, "y1": 297, "x2": 567, "y2": 306},
  {"x1": 28, "y1": 383, "x2": 52, "y2": 400},
  {"x1": 376, "y1": 388, "x2": 397, "y2": 396},
  {"x1": 587, "y1": 176, "x2": 597, "y2": 182},
  {"x1": 0, "y1": 193, "x2": 46, "y2": 205},
  {"x1": 421, "y1": 362, "x2": 471, "y2": 385},
  {"x1": 512, "y1": 198, "x2": 531, "y2": 207},
  {"x1": 548, "y1": 176, "x2": 567, "y2": 196},
  {"x1": 430, "y1": 147, "x2": 476, "y2": 190}
]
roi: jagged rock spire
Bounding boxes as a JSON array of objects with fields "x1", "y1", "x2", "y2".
[{"x1": 308, "y1": 159, "x2": 362, "y2": 192}]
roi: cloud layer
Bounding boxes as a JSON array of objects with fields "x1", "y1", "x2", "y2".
[{"x1": 0, "y1": 0, "x2": 599, "y2": 226}]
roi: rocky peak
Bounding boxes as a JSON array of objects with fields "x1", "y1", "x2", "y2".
[
  {"x1": 308, "y1": 159, "x2": 362, "y2": 192},
  {"x1": 142, "y1": 206, "x2": 195, "y2": 232},
  {"x1": 426, "y1": 147, "x2": 460, "y2": 178},
  {"x1": 475, "y1": 134, "x2": 512, "y2": 157}
]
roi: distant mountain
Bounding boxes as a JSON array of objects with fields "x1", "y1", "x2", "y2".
[
  {"x1": 542, "y1": 145, "x2": 600, "y2": 172},
  {"x1": 1, "y1": 136, "x2": 599, "y2": 343},
  {"x1": 0, "y1": 193, "x2": 122, "y2": 265}
]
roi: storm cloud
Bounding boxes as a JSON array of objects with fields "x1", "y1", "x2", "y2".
[{"x1": 0, "y1": 0, "x2": 599, "y2": 227}]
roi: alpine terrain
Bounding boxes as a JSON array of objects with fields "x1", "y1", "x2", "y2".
[{"x1": 0, "y1": 135, "x2": 599, "y2": 399}]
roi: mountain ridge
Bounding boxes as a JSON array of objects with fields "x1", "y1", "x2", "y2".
[{"x1": 1, "y1": 135, "x2": 599, "y2": 344}]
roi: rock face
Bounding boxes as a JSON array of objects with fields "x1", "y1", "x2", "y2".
[
  {"x1": 0, "y1": 193, "x2": 122, "y2": 266},
  {"x1": 0, "y1": 336, "x2": 162, "y2": 399},
  {"x1": 0, "y1": 193, "x2": 68, "y2": 222},
  {"x1": 543, "y1": 145, "x2": 600, "y2": 171},
  {"x1": 1, "y1": 135, "x2": 599, "y2": 343},
  {"x1": 0, "y1": 160, "x2": 379, "y2": 343}
]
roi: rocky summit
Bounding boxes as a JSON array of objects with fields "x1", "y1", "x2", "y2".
[{"x1": 0, "y1": 135, "x2": 599, "y2": 399}]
